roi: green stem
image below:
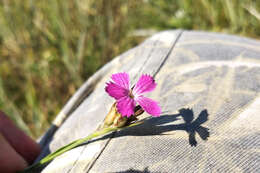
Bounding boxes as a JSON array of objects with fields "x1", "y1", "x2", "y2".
[
  {"x1": 21, "y1": 122, "x2": 142, "y2": 172},
  {"x1": 41, "y1": 127, "x2": 117, "y2": 163}
]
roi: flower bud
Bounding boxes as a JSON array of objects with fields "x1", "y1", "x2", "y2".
[{"x1": 103, "y1": 103, "x2": 144, "y2": 128}]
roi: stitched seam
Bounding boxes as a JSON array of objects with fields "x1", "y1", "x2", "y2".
[
  {"x1": 67, "y1": 146, "x2": 86, "y2": 173},
  {"x1": 84, "y1": 41, "x2": 158, "y2": 173},
  {"x1": 86, "y1": 30, "x2": 184, "y2": 173},
  {"x1": 84, "y1": 132, "x2": 115, "y2": 172},
  {"x1": 153, "y1": 30, "x2": 184, "y2": 78},
  {"x1": 138, "y1": 39, "x2": 159, "y2": 76}
]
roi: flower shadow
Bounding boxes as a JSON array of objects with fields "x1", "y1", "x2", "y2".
[{"x1": 92, "y1": 108, "x2": 210, "y2": 147}]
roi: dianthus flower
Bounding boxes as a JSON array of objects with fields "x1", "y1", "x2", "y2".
[{"x1": 105, "y1": 72, "x2": 161, "y2": 117}]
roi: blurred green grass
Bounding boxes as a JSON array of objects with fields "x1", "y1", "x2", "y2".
[{"x1": 0, "y1": 0, "x2": 259, "y2": 138}]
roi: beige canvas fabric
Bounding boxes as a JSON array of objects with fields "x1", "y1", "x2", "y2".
[{"x1": 37, "y1": 30, "x2": 260, "y2": 172}]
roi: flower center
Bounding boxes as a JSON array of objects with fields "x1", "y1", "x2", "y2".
[{"x1": 128, "y1": 89, "x2": 134, "y2": 99}]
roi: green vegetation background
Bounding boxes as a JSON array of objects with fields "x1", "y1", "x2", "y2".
[{"x1": 0, "y1": 0, "x2": 259, "y2": 138}]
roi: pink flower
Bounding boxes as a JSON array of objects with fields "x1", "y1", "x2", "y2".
[{"x1": 105, "y1": 72, "x2": 161, "y2": 117}]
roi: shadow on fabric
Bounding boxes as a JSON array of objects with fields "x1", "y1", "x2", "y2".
[{"x1": 90, "y1": 108, "x2": 210, "y2": 147}]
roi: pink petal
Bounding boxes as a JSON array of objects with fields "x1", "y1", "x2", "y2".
[
  {"x1": 105, "y1": 82, "x2": 128, "y2": 100},
  {"x1": 136, "y1": 96, "x2": 161, "y2": 117},
  {"x1": 111, "y1": 72, "x2": 130, "y2": 90},
  {"x1": 133, "y1": 74, "x2": 156, "y2": 95},
  {"x1": 116, "y1": 96, "x2": 136, "y2": 117}
]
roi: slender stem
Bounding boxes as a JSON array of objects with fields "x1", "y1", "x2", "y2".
[
  {"x1": 40, "y1": 127, "x2": 118, "y2": 163},
  {"x1": 21, "y1": 122, "x2": 142, "y2": 173}
]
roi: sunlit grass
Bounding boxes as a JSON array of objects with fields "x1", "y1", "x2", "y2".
[{"x1": 0, "y1": 0, "x2": 259, "y2": 138}]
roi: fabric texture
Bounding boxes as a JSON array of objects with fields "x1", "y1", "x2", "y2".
[{"x1": 39, "y1": 30, "x2": 260, "y2": 173}]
